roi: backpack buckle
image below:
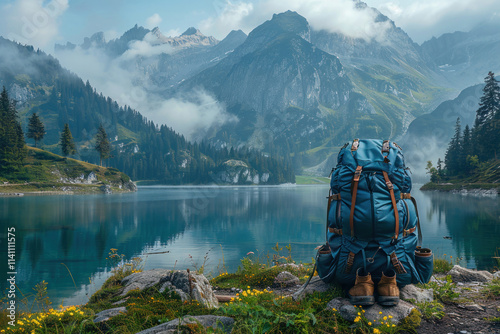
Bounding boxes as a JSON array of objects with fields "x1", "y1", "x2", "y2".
[
  {"x1": 351, "y1": 139, "x2": 359, "y2": 151},
  {"x1": 382, "y1": 140, "x2": 390, "y2": 153},
  {"x1": 354, "y1": 166, "x2": 362, "y2": 181}
]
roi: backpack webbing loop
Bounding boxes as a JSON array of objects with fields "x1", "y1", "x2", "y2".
[
  {"x1": 382, "y1": 171, "x2": 399, "y2": 241},
  {"x1": 349, "y1": 166, "x2": 363, "y2": 237}
]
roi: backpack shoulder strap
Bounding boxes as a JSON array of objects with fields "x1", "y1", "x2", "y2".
[
  {"x1": 349, "y1": 166, "x2": 362, "y2": 237},
  {"x1": 382, "y1": 171, "x2": 399, "y2": 241}
]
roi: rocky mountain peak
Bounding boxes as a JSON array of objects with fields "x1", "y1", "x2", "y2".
[
  {"x1": 182, "y1": 27, "x2": 202, "y2": 36},
  {"x1": 82, "y1": 32, "x2": 106, "y2": 50}
]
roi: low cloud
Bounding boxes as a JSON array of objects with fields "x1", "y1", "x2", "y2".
[
  {"x1": 120, "y1": 33, "x2": 174, "y2": 59},
  {"x1": 200, "y1": 0, "x2": 391, "y2": 41},
  {"x1": 56, "y1": 36, "x2": 237, "y2": 141},
  {"x1": 200, "y1": 1, "x2": 254, "y2": 39},
  {"x1": 148, "y1": 90, "x2": 238, "y2": 141},
  {"x1": 0, "y1": 0, "x2": 68, "y2": 49},
  {"x1": 145, "y1": 13, "x2": 162, "y2": 29},
  {"x1": 372, "y1": 0, "x2": 500, "y2": 43}
]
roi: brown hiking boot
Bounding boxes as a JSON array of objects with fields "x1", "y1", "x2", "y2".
[
  {"x1": 348, "y1": 268, "x2": 375, "y2": 306},
  {"x1": 377, "y1": 269, "x2": 399, "y2": 306}
]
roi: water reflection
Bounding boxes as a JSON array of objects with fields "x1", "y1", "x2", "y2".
[
  {"x1": 422, "y1": 191, "x2": 499, "y2": 269},
  {"x1": 1, "y1": 185, "x2": 498, "y2": 307}
]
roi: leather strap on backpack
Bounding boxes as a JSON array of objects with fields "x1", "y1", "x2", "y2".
[
  {"x1": 326, "y1": 192, "x2": 341, "y2": 242},
  {"x1": 328, "y1": 227, "x2": 343, "y2": 235},
  {"x1": 410, "y1": 196, "x2": 423, "y2": 247},
  {"x1": 345, "y1": 251, "x2": 356, "y2": 273},
  {"x1": 382, "y1": 171, "x2": 399, "y2": 241},
  {"x1": 390, "y1": 252, "x2": 407, "y2": 274},
  {"x1": 349, "y1": 166, "x2": 362, "y2": 237}
]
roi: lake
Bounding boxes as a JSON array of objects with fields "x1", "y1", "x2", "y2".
[{"x1": 1, "y1": 185, "x2": 499, "y2": 307}]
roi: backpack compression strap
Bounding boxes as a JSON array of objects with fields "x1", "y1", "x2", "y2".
[
  {"x1": 349, "y1": 166, "x2": 363, "y2": 237},
  {"x1": 410, "y1": 196, "x2": 423, "y2": 247},
  {"x1": 382, "y1": 171, "x2": 399, "y2": 241}
]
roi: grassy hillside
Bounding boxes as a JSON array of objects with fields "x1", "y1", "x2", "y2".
[
  {"x1": 0, "y1": 147, "x2": 136, "y2": 195},
  {"x1": 421, "y1": 160, "x2": 500, "y2": 192}
]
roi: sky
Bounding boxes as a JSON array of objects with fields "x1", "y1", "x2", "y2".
[{"x1": 0, "y1": 0, "x2": 499, "y2": 52}]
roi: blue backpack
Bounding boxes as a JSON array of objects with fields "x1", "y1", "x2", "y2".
[{"x1": 316, "y1": 139, "x2": 433, "y2": 286}]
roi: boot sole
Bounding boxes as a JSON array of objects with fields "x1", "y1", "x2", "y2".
[
  {"x1": 349, "y1": 295, "x2": 375, "y2": 306},
  {"x1": 377, "y1": 296, "x2": 399, "y2": 306}
]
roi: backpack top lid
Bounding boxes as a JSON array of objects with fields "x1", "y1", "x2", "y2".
[
  {"x1": 333, "y1": 139, "x2": 411, "y2": 193},
  {"x1": 337, "y1": 139, "x2": 406, "y2": 171}
]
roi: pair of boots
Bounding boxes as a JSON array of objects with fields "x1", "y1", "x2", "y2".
[{"x1": 348, "y1": 268, "x2": 399, "y2": 306}]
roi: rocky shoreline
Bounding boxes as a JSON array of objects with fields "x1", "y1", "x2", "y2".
[
  {"x1": 5, "y1": 262, "x2": 499, "y2": 333},
  {"x1": 420, "y1": 182, "x2": 499, "y2": 196},
  {"x1": 85, "y1": 265, "x2": 500, "y2": 334}
]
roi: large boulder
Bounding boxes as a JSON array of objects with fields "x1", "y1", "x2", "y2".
[
  {"x1": 400, "y1": 284, "x2": 434, "y2": 303},
  {"x1": 447, "y1": 265, "x2": 493, "y2": 283},
  {"x1": 136, "y1": 315, "x2": 234, "y2": 334},
  {"x1": 292, "y1": 276, "x2": 331, "y2": 301},
  {"x1": 121, "y1": 269, "x2": 171, "y2": 296},
  {"x1": 93, "y1": 307, "x2": 127, "y2": 323},
  {"x1": 158, "y1": 270, "x2": 219, "y2": 308},
  {"x1": 326, "y1": 298, "x2": 415, "y2": 325},
  {"x1": 120, "y1": 269, "x2": 218, "y2": 308},
  {"x1": 273, "y1": 271, "x2": 300, "y2": 288}
]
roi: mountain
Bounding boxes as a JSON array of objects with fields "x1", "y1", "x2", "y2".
[
  {"x1": 310, "y1": 3, "x2": 450, "y2": 132},
  {"x1": 399, "y1": 83, "x2": 483, "y2": 178},
  {"x1": 55, "y1": 25, "x2": 219, "y2": 55},
  {"x1": 55, "y1": 25, "x2": 247, "y2": 89},
  {"x1": 175, "y1": 10, "x2": 452, "y2": 169},
  {"x1": 179, "y1": 11, "x2": 357, "y2": 156},
  {"x1": 421, "y1": 20, "x2": 500, "y2": 90},
  {"x1": 0, "y1": 37, "x2": 294, "y2": 184},
  {"x1": 50, "y1": 6, "x2": 500, "y2": 175}
]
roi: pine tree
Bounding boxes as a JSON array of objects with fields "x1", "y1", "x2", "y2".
[
  {"x1": 475, "y1": 72, "x2": 500, "y2": 127},
  {"x1": 26, "y1": 112, "x2": 45, "y2": 148},
  {"x1": 94, "y1": 124, "x2": 111, "y2": 166},
  {"x1": 444, "y1": 118, "x2": 462, "y2": 176},
  {"x1": 474, "y1": 72, "x2": 500, "y2": 160},
  {"x1": 0, "y1": 87, "x2": 26, "y2": 172},
  {"x1": 60, "y1": 123, "x2": 76, "y2": 156}
]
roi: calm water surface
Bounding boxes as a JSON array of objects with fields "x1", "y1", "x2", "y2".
[{"x1": 1, "y1": 185, "x2": 499, "y2": 307}]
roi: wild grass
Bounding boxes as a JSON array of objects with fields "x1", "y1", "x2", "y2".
[{"x1": 1, "y1": 246, "x2": 424, "y2": 334}]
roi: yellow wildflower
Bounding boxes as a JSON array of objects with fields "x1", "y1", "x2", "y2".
[
  {"x1": 368, "y1": 322, "x2": 372, "y2": 326},
  {"x1": 354, "y1": 316, "x2": 361, "y2": 323},
  {"x1": 373, "y1": 329, "x2": 380, "y2": 334},
  {"x1": 388, "y1": 315, "x2": 393, "y2": 319},
  {"x1": 379, "y1": 311, "x2": 383, "y2": 314},
  {"x1": 383, "y1": 316, "x2": 387, "y2": 320}
]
